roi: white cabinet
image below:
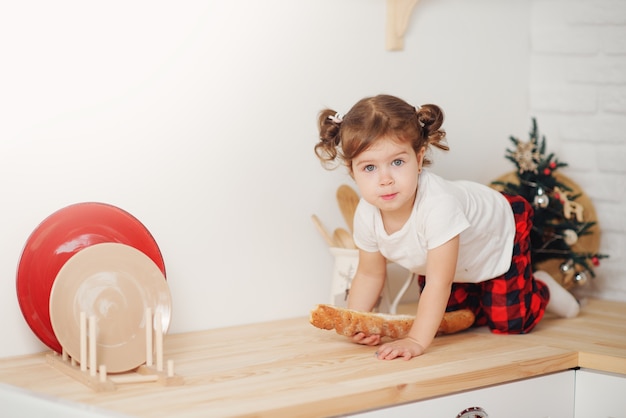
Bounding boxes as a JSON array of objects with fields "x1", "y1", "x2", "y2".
[
  {"x1": 0, "y1": 383, "x2": 120, "y2": 418},
  {"x1": 351, "y1": 370, "x2": 575, "y2": 417},
  {"x1": 575, "y1": 368, "x2": 626, "y2": 418}
]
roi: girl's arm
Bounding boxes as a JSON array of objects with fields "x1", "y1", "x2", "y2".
[
  {"x1": 347, "y1": 248, "x2": 387, "y2": 345},
  {"x1": 347, "y1": 248, "x2": 388, "y2": 311},
  {"x1": 376, "y1": 235, "x2": 459, "y2": 360}
]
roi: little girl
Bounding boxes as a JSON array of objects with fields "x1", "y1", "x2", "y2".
[{"x1": 314, "y1": 94, "x2": 579, "y2": 361}]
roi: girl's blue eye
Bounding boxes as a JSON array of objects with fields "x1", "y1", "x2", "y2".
[
  {"x1": 364, "y1": 165, "x2": 375, "y2": 172},
  {"x1": 392, "y1": 159, "x2": 404, "y2": 167}
]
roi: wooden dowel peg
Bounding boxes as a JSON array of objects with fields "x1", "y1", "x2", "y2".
[
  {"x1": 155, "y1": 311, "x2": 163, "y2": 372},
  {"x1": 99, "y1": 365, "x2": 107, "y2": 383},
  {"x1": 80, "y1": 312, "x2": 87, "y2": 371},
  {"x1": 167, "y1": 360, "x2": 174, "y2": 377},
  {"x1": 145, "y1": 308, "x2": 153, "y2": 367},
  {"x1": 89, "y1": 315, "x2": 97, "y2": 376}
]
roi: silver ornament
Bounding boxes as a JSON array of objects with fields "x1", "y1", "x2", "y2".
[
  {"x1": 573, "y1": 271, "x2": 589, "y2": 286},
  {"x1": 533, "y1": 187, "x2": 549, "y2": 208},
  {"x1": 560, "y1": 259, "x2": 574, "y2": 273}
]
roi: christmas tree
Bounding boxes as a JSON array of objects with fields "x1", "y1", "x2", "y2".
[{"x1": 492, "y1": 119, "x2": 608, "y2": 288}]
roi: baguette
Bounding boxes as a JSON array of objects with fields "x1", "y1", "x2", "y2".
[{"x1": 309, "y1": 304, "x2": 475, "y2": 338}]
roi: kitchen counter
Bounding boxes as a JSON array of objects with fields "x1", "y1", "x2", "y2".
[{"x1": 0, "y1": 298, "x2": 624, "y2": 417}]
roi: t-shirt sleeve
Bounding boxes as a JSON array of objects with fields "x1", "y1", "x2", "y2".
[
  {"x1": 352, "y1": 201, "x2": 380, "y2": 252},
  {"x1": 423, "y1": 195, "x2": 470, "y2": 249}
]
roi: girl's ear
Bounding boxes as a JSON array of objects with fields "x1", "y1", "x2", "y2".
[{"x1": 416, "y1": 147, "x2": 426, "y2": 172}]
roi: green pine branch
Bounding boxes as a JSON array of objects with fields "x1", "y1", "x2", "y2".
[{"x1": 492, "y1": 118, "x2": 610, "y2": 283}]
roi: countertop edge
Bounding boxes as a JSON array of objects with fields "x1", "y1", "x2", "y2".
[{"x1": 242, "y1": 346, "x2": 581, "y2": 418}]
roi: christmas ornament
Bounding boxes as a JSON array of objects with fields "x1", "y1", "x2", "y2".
[
  {"x1": 554, "y1": 187, "x2": 584, "y2": 222},
  {"x1": 533, "y1": 187, "x2": 549, "y2": 208},
  {"x1": 491, "y1": 118, "x2": 609, "y2": 289},
  {"x1": 573, "y1": 271, "x2": 589, "y2": 286},
  {"x1": 559, "y1": 259, "x2": 577, "y2": 287},
  {"x1": 562, "y1": 229, "x2": 578, "y2": 246},
  {"x1": 560, "y1": 259, "x2": 575, "y2": 274},
  {"x1": 511, "y1": 140, "x2": 540, "y2": 173}
]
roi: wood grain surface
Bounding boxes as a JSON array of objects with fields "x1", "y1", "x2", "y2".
[{"x1": 0, "y1": 298, "x2": 624, "y2": 417}]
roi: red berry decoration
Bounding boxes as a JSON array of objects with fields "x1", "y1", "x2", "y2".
[
  {"x1": 543, "y1": 168, "x2": 551, "y2": 175},
  {"x1": 592, "y1": 256, "x2": 600, "y2": 266},
  {"x1": 549, "y1": 161, "x2": 557, "y2": 169}
]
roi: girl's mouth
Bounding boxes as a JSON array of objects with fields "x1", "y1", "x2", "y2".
[{"x1": 381, "y1": 193, "x2": 397, "y2": 201}]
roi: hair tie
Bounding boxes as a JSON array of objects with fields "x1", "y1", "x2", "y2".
[
  {"x1": 328, "y1": 112, "x2": 344, "y2": 124},
  {"x1": 414, "y1": 106, "x2": 426, "y2": 127}
]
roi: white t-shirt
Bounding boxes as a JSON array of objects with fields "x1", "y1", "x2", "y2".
[{"x1": 352, "y1": 170, "x2": 516, "y2": 283}]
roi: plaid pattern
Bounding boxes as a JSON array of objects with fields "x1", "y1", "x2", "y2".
[{"x1": 418, "y1": 193, "x2": 550, "y2": 334}]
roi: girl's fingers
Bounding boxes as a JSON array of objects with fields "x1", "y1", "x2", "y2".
[
  {"x1": 375, "y1": 344, "x2": 412, "y2": 360},
  {"x1": 352, "y1": 333, "x2": 381, "y2": 346},
  {"x1": 375, "y1": 346, "x2": 392, "y2": 359}
]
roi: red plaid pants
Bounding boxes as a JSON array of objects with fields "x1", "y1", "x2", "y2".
[{"x1": 418, "y1": 194, "x2": 550, "y2": 334}]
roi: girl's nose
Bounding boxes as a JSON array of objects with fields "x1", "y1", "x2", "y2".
[{"x1": 379, "y1": 170, "x2": 394, "y2": 186}]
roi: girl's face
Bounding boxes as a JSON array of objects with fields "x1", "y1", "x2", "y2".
[{"x1": 352, "y1": 137, "x2": 425, "y2": 226}]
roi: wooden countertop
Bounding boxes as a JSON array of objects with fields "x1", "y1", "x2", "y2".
[{"x1": 0, "y1": 298, "x2": 624, "y2": 417}]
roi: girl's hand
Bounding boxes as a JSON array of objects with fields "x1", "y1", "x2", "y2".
[
  {"x1": 375, "y1": 338, "x2": 425, "y2": 361},
  {"x1": 351, "y1": 332, "x2": 381, "y2": 346}
]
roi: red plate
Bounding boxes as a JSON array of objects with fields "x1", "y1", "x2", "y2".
[{"x1": 16, "y1": 202, "x2": 166, "y2": 353}]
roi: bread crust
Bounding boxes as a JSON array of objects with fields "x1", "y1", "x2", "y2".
[{"x1": 309, "y1": 304, "x2": 475, "y2": 338}]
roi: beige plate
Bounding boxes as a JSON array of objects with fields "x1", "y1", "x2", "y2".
[{"x1": 50, "y1": 243, "x2": 171, "y2": 373}]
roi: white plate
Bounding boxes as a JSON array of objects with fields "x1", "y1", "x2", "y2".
[{"x1": 50, "y1": 243, "x2": 171, "y2": 373}]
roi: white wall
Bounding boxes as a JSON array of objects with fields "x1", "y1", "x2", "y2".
[
  {"x1": 529, "y1": 0, "x2": 626, "y2": 303},
  {"x1": 0, "y1": 0, "x2": 532, "y2": 358}
]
